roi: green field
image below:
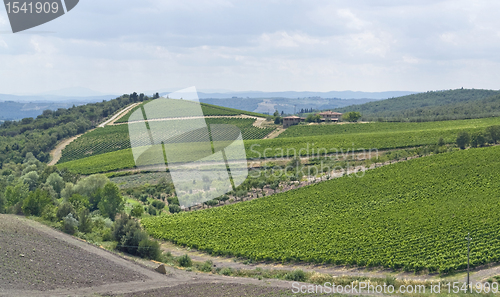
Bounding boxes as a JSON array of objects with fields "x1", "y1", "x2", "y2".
[
  {"x1": 142, "y1": 145, "x2": 500, "y2": 273},
  {"x1": 115, "y1": 101, "x2": 266, "y2": 124},
  {"x1": 58, "y1": 117, "x2": 500, "y2": 174},
  {"x1": 59, "y1": 118, "x2": 274, "y2": 163}
]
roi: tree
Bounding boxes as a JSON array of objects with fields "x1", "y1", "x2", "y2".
[
  {"x1": 68, "y1": 193, "x2": 90, "y2": 212},
  {"x1": 342, "y1": 112, "x2": 362, "y2": 122},
  {"x1": 21, "y1": 171, "x2": 39, "y2": 191},
  {"x1": 73, "y1": 174, "x2": 109, "y2": 197},
  {"x1": 46, "y1": 172, "x2": 65, "y2": 195},
  {"x1": 98, "y1": 183, "x2": 124, "y2": 220},
  {"x1": 57, "y1": 202, "x2": 75, "y2": 221},
  {"x1": 305, "y1": 114, "x2": 321, "y2": 123},
  {"x1": 273, "y1": 110, "x2": 279, "y2": 117},
  {"x1": 456, "y1": 131, "x2": 470, "y2": 149},
  {"x1": 470, "y1": 132, "x2": 486, "y2": 148},
  {"x1": 169, "y1": 204, "x2": 181, "y2": 214},
  {"x1": 274, "y1": 116, "x2": 283, "y2": 124},
  {"x1": 63, "y1": 213, "x2": 79, "y2": 235},
  {"x1": 78, "y1": 208, "x2": 93, "y2": 233},
  {"x1": 485, "y1": 125, "x2": 500, "y2": 144},
  {"x1": 437, "y1": 137, "x2": 445, "y2": 146},
  {"x1": 22, "y1": 189, "x2": 52, "y2": 216}
]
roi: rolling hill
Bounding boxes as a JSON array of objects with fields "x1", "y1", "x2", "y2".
[{"x1": 335, "y1": 89, "x2": 500, "y2": 122}]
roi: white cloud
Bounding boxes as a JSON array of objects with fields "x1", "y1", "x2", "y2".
[{"x1": 1, "y1": 0, "x2": 500, "y2": 94}]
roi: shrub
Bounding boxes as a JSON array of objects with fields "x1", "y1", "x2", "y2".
[
  {"x1": 285, "y1": 269, "x2": 306, "y2": 282},
  {"x1": 205, "y1": 199, "x2": 218, "y2": 207},
  {"x1": 138, "y1": 239, "x2": 161, "y2": 260},
  {"x1": 151, "y1": 200, "x2": 165, "y2": 210},
  {"x1": 177, "y1": 254, "x2": 192, "y2": 267},
  {"x1": 131, "y1": 204, "x2": 144, "y2": 217},
  {"x1": 169, "y1": 205, "x2": 181, "y2": 214},
  {"x1": 167, "y1": 196, "x2": 179, "y2": 206},
  {"x1": 63, "y1": 213, "x2": 79, "y2": 235},
  {"x1": 147, "y1": 205, "x2": 157, "y2": 216},
  {"x1": 220, "y1": 267, "x2": 233, "y2": 276},
  {"x1": 139, "y1": 194, "x2": 148, "y2": 203},
  {"x1": 199, "y1": 260, "x2": 213, "y2": 272}
]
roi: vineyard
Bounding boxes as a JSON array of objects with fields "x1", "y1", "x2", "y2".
[
  {"x1": 278, "y1": 117, "x2": 500, "y2": 138},
  {"x1": 58, "y1": 117, "x2": 496, "y2": 174},
  {"x1": 114, "y1": 101, "x2": 266, "y2": 124},
  {"x1": 142, "y1": 146, "x2": 500, "y2": 274},
  {"x1": 58, "y1": 118, "x2": 274, "y2": 163}
]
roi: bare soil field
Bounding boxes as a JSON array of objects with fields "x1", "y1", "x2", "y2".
[
  {"x1": 0, "y1": 215, "x2": 324, "y2": 297},
  {"x1": 0, "y1": 215, "x2": 148, "y2": 292},
  {"x1": 104, "y1": 283, "x2": 318, "y2": 297}
]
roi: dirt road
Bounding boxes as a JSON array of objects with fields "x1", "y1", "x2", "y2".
[
  {"x1": 48, "y1": 103, "x2": 139, "y2": 166},
  {"x1": 48, "y1": 132, "x2": 91, "y2": 166}
]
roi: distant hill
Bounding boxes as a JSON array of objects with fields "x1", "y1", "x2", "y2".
[
  {"x1": 200, "y1": 97, "x2": 379, "y2": 115},
  {"x1": 335, "y1": 89, "x2": 500, "y2": 121},
  {"x1": 0, "y1": 94, "x2": 120, "y2": 121},
  {"x1": 196, "y1": 90, "x2": 416, "y2": 99}
]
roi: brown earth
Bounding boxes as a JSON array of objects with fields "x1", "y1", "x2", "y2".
[{"x1": 0, "y1": 215, "x2": 339, "y2": 297}]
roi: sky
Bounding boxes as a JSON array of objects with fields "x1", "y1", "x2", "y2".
[{"x1": 1, "y1": 0, "x2": 500, "y2": 95}]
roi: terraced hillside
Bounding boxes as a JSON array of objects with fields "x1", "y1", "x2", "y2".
[{"x1": 142, "y1": 145, "x2": 500, "y2": 274}]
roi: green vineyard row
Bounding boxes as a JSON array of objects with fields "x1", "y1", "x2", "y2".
[
  {"x1": 59, "y1": 118, "x2": 274, "y2": 163},
  {"x1": 141, "y1": 146, "x2": 500, "y2": 273}
]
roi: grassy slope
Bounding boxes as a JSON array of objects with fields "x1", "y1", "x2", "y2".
[
  {"x1": 335, "y1": 89, "x2": 500, "y2": 121},
  {"x1": 142, "y1": 146, "x2": 500, "y2": 273},
  {"x1": 57, "y1": 117, "x2": 500, "y2": 174}
]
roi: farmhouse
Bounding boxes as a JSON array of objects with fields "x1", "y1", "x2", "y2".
[
  {"x1": 318, "y1": 111, "x2": 342, "y2": 122},
  {"x1": 283, "y1": 116, "x2": 302, "y2": 128}
]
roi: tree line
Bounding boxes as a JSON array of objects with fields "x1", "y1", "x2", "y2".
[{"x1": 0, "y1": 92, "x2": 157, "y2": 166}]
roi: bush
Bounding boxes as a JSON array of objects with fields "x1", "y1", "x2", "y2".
[
  {"x1": 169, "y1": 205, "x2": 181, "y2": 214},
  {"x1": 198, "y1": 260, "x2": 213, "y2": 272},
  {"x1": 151, "y1": 200, "x2": 165, "y2": 210},
  {"x1": 147, "y1": 205, "x2": 157, "y2": 216},
  {"x1": 139, "y1": 194, "x2": 148, "y2": 203},
  {"x1": 285, "y1": 269, "x2": 306, "y2": 282},
  {"x1": 63, "y1": 213, "x2": 79, "y2": 235},
  {"x1": 205, "y1": 199, "x2": 218, "y2": 207},
  {"x1": 167, "y1": 196, "x2": 179, "y2": 206},
  {"x1": 220, "y1": 267, "x2": 233, "y2": 276},
  {"x1": 138, "y1": 239, "x2": 161, "y2": 260},
  {"x1": 131, "y1": 204, "x2": 144, "y2": 217},
  {"x1": 177, "y1": 254, "x2": 192, "y2": 267}
]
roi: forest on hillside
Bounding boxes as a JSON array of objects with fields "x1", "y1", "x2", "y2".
[
  {"x1": 335, "y1": 89, "x2": 500, "y2": 122},
  {"x1": 0, "y1": 93, "x2": 155, "y2": 166}
]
